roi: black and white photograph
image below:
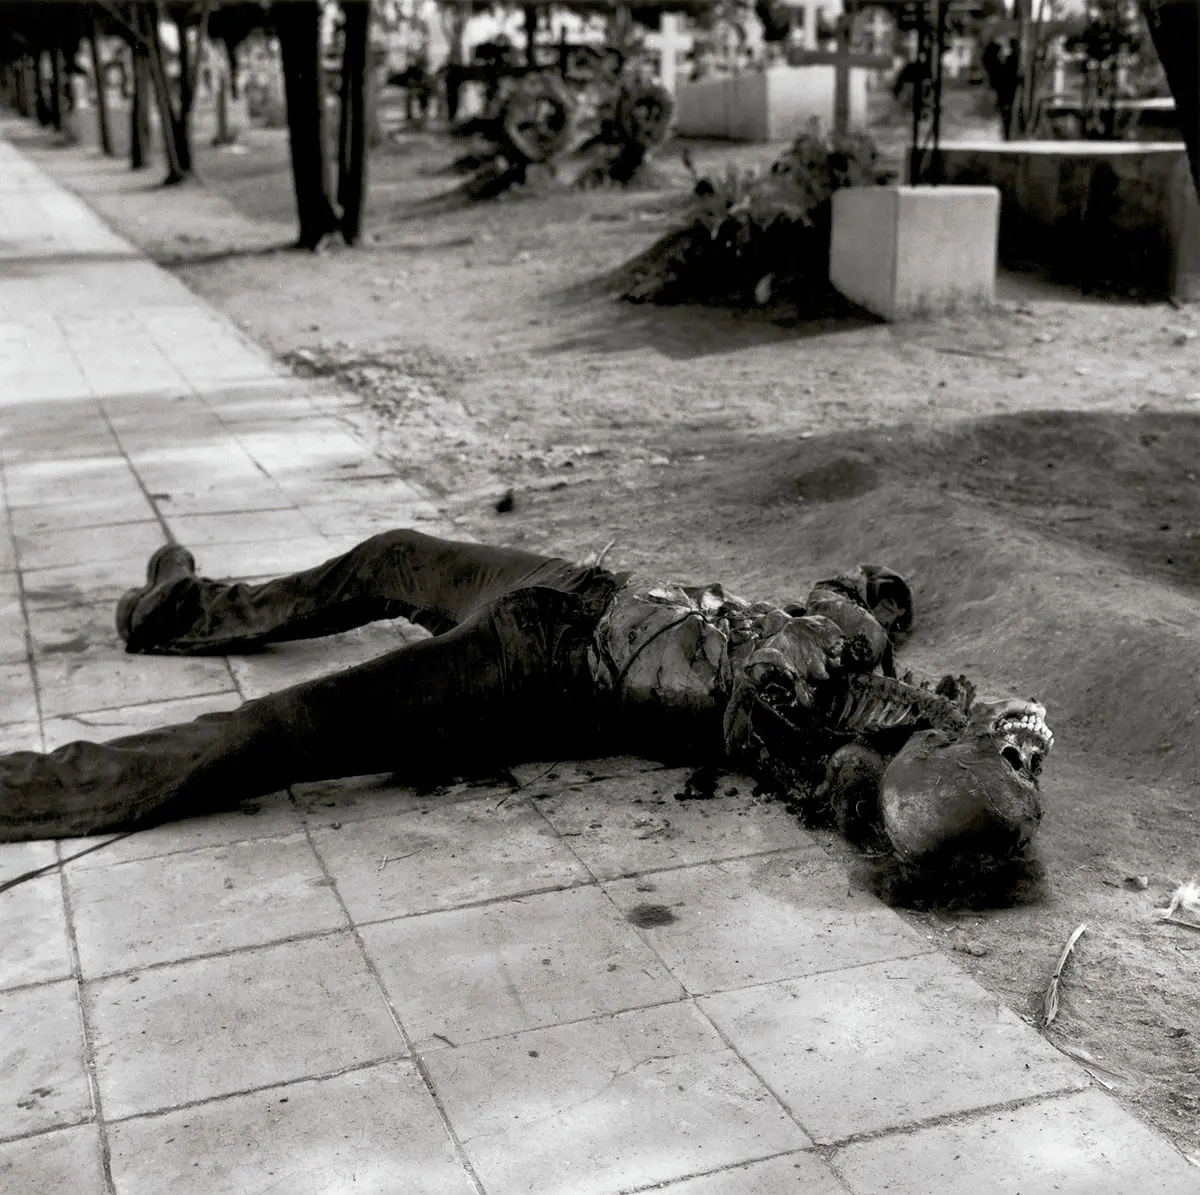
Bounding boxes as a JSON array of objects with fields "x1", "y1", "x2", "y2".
[{"x1": 0, "y1": 0, "x2": 1198, "y2": 1190}]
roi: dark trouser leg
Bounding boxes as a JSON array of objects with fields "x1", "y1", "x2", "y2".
[
  {"x1": 125, "y1": 528, "x2": 616, "y2": 655},
  {"x1": 3, "y1": 588, "x2": 608, "y2": 843}
]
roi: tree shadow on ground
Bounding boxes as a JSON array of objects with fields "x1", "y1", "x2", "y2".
[{"x1": 540, "y1": 273, "x2": 881, "y2": 361}]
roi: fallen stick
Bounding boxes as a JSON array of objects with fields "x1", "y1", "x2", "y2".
[
  {"x1": 1040, "y1": 922, "x2": 1087, "y2": 1027},
  {"x1": 1162, "y1": 915, "x2": 1200, "y2": 934},
  {"x1": 377, "y1": 848, "x2": 421, "y2": 873}
]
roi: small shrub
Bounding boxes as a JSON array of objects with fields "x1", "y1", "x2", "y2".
[{"x1": 621, "y1": 121, "x2": 886, "y2": 307}]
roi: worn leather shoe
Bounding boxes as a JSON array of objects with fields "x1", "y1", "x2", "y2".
[{"x1": 115, "y1": 544, "x2": 197, "y2": 651}]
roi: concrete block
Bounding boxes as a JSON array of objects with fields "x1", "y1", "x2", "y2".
[
  {"x1": 938, "y1": 140, "x2": 1200, "y2": 299},
  {"x1": 830, "y1": 184, "x2": 1000, "y2": 320}
]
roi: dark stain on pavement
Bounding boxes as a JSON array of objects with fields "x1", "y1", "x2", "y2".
[{"x1": 626, "y1": 903, "x2": 676, "y2": 928}]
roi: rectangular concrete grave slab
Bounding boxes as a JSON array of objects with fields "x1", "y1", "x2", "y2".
[
  {"x1": 830, "y1": 185, "x2": 1000, "y2": 321},
  {"x1": 676, "y1": 66, "x2": 868, "y2": 141},
  {"x1": 937, "y1": 140, "x2": 1200, "y2": 300}
]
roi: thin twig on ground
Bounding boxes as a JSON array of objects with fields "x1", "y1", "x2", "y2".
[{"x1": 1041, "y1": 922, "x2": 1087, "y2": 1027}]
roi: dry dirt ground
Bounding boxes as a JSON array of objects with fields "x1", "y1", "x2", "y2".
[{"x1": 18, "y1": 107, "x2": 1200, "y2": 1162}]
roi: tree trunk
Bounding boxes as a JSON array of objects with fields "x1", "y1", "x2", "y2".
[
  {"x1": 224, "y1": 40, "x2": 241, "y2": 99},
  {"x1": 50, "y1": 48, "x2": 63, "y2": 132},
  {"x1": 35, "y1": 52, "x2": 51, "y2": 125},
  {"x1": 338, "y1": 0, "x2": 370, "y2": 245},
  {"x1": 15, "y1": 55, "x2": 32, "y2": 117},
  {"x1": 1140, "y1": 0, "x2": 1200, "y2": 202},
  {"x1": 131, "y1": 45, "x2": 151, "y2": 169},
  {"x1": 213, "y1": 58, "x2": 233, "y2": 145},
  {"x1": 173, "y1": 15, "x2": 194, "y2": 173},
  {"x1": 89, "y1": 26, "x2": 114, "y2": 156},
  {"x1": 274, "y1": 0, "x2": 339, "y2": 249},
  {"x1": 141, "y1": 5, "x2": 187, "y2": 183}
]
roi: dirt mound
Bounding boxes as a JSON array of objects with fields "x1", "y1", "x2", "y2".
[{"x1": 701, "y1": 415, "x2": 1200, "y2": 787}]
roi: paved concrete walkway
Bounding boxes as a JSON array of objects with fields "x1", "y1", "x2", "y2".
[{"x1": 1, "y1": 131, "x2": 1197, "y2": 1195}]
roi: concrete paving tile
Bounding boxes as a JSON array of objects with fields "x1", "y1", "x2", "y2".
[
  {"x1": 43, "y1": 690, "x2": 244, "y2": 749},
  {"x1": 304, "y1": 499, "x2": 446, "y2": 537},
  {"x1": 79, "y1": 356, "x2": 188, "y2": 399},
  {"x1": 700, "y1": 952, "x2": 1087, "y2": 1145},
  {"x1": 292, "y1": 772, "x2": 515, "y2": 825},
  {"x1": 362, "y1": 885, "x2": 685, "y2": 1049},
  {"x1": 60, "y1": 796, "x2": 299, "y2": 876},
  {"x1": 0, "y1": 721, "x2": 43, "y2": 752},
  {"x1": 425, "y1": 1002, "x2": 810, "y2": 1195},
  {"x1": 0, "y1": 874, "x2": 73, "y2": 991},
  {"x1": 26, "y1": 596, "x2": 134, "y2": 658},
  {"x1": 124, "y1": 439, "x2": 260, "y2": 472},
  {"x1": 0, "y1": 662, "x2": 37, "y2": 726},
  {"x1": 198, "y1": 382, "x2": 324, "y2": 417},
  {"x1": 0, "y1": 979, "x2": 92, "y2": 1139},
  {"x1": 8, "y1": 492, "x2": 156, "y2": 536},
  {"x1": 22, "y1": 558, "x2": 151, "y2": 607},
  {"x1": 154, "y1": 483, "x2": 297, "y2": 516},
  {"x1": 0, "y1": 1124, "x2": 105, "y2": 1194},
  {"x1": 166, "y1": 508, "x2": 317, "y2": 546},
  {"x1": 312, "y1": 796, "x2": 591, "y2": 923},
  {"x1": 0, "y1": 597, "x2": 28, "y2": 664},
  {"x1": 605, "y1": 851, "x2": 930, "y2": 996},
  {"x1": 508, "y1": 756, "x2": 672, "y2": 789},
  {"x1": 3, "y1": 456, "x2": 143, "y2": 509},
  {"x1": 107, "y1": 1061, "x2": 476, "y2": 1195},
  {"x1": 269, "y1": 475, "x2": 430, "y2": 513},
  {"x1": 0, "y1": 370, "x2": 95, "y2": 405},
  {"x1": 15, "y1": 519, "x2": 164, "y2": 571},
  {"x1": 69, "y1": 834, "x2": 345, "y2": 976},
  {"x1": 228, "y1": 623, "x2": 421, "y2": 699},
  {"x1": 234, "y1": 429, "x2": 370, "y2": 472},
  {"x1": 642, "y1": 1151, "x2": 847, "y2": 1194},
  {"x1": 0, "y1": 838, "x2": 55, "y2": 887},
  {"x1": 831, "y1": 1089, "x2": 1200, "y2": 1194},
  {"x1": 0, "y1": 537, "x2": 15, "y2": 575},
  {"x1": 183, "y1": 535, "x2": 344, "y2": 581},
  {"x1": 534, "y1": 770, "x2": 815, "y2": 881},
  {"x1": 35, "y1": 652, "x2": 234, "y2": 717},
  {"x1": 292, "y1": 772, "x2": 444, "y2": 824},
  {"x1": 87, "y1": 933, "x2": 402, "y2": 1118}
]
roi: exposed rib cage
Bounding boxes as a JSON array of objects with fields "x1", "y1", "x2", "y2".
[{"x1": 826, "y1": 673, "x2": 969, "y2": 738}]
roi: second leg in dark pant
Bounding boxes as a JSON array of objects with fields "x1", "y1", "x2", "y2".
[
  {"x1": 5, "y1": 587, "x2": 609, "y2": 843},
  {"x1": 121, "y1": 529, "x2": 617, "y2": 655}
]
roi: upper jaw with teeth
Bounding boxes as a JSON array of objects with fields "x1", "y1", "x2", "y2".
[
  {"x1": 988, "y1": 701, "x2": 1054, "y2": 778},
  {"x1": 969, "y1": 698, "x2": 1054, "y2": 760},
  {"x1": 997, "y1": 706, "x2": 1054, "y2": 750}
]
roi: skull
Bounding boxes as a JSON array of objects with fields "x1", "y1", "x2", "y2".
[{"x1": 879, "y1": 698, "x2": 1052, "y2": 864}]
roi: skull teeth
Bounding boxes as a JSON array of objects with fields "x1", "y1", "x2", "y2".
[{"x1": 1000, "y1": 711, "x2": 1053, "y2": 750}]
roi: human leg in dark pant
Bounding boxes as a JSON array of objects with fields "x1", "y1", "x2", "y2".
[
  {"x1": 1, "y1": 581, "x2": 617, "y2": 844},
  {"x1": 119, "y1": 528, "x2": 622, "y2": 654}
]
